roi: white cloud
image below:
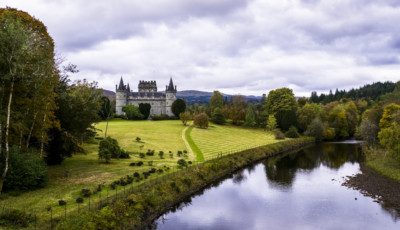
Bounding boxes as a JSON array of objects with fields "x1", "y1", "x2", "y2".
[{"x1": 3, "y1": 0, "x2": 400, "y2": 96}]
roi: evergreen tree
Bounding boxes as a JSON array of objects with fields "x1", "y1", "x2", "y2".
[{"x1": 244, "y1": 106, "x2": 256, "y2": 127}]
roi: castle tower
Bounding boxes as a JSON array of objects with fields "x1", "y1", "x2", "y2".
[
  {"x1": 116, "y1": 76, "x2": 128, "y2": 115},
  {"x1": 165, "y1": 77, "x2": 177, "y2": 116}
]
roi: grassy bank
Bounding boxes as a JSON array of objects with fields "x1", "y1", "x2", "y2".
[
  {"x1": 57, "y1": 137, "x2": 314, "y2": 230},
  {"x1": 363, "y1": 147, "x2": 400, "y2": 183},
  {"x1": 0, "y1": 119, "x2": 279, "y2": 228}
]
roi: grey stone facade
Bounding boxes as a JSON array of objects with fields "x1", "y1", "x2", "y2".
[{"x1": 115, "y1": 77, "x2": 177, "y2": 117}]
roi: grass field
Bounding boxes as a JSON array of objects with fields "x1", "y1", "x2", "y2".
[
  {"x1": 191, "y1": 124, "x2": 278, "y2": 160},
  {"x1": 0, "y1": 119, "x2": 278, "y2": 221}
]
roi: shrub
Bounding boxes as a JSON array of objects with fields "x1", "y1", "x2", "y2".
[
  {"x1": 285, "y1": 126, "x2": 300, "y2": 138},
  {"x1": 152, "y1": 114, "x2": 174, "y2": 121},
  {"x1": 122, "y1": 105, "x2": 144, "y2": 120},
  {"x1": 59, "y1": 200, "x2": 66, "y2": 206},
  {"x1": 133, "y1": 172, "x2": 140, "y2": 178},
  {"x1": 139, "y1": 103, "x2": 151, "y2": 119},
  {"x1": 182, "y1": 178, "x2": 192, "y2": 187},
  {"x1": 177, "y1": 159, "x2": 188, "y2": 167},
  {"x1": 137, "y1": 161, "x2": 144, "y2": 166},
  {"x1": 273, "y1": 129, "x2": 285, "y2": 140},
  {"x1": 76, "y1": 198, "x2": 84, "y2": 203},
  {"x1": 177, "y1": 151, "x2": 183, "y2": 157},
  {"x1": 0, "y1": 209, "x2": 32, "y2": 227},
  {"x1": 82, "y1": 189, "x2": 92, "y2": 197},
  {"x1": 129, "y1": 162, "x2": 136, "y2": 166},
  {"x1": 159, "y1": 151, "x2": 164, "y2": 159},
  {"x1": 136, "y1": 137, "x2": 141, "y2": 142},
  {"x1": 119, "y1": 149, "x2": 130, "y2": 159},
  {"x1": 146, "y1": 149, "x2": 155, "y2": 156},
  {"x1": 183, "y1": 150, "x2": 188, "y2": 154},
  {"x1": 139, "y1": 152, "x2": 145, "y2": 158},
  {"x1": 1, "y1": 147, "x2": 49, "y2": 191},
  {"x1": 194, "y1": 113, "x2": 209, "y2": 128},
  {"x1": 98, "y1": 136, "x2": 121, "y2": 163}
]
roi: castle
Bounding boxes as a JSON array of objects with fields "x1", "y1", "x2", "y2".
[{"x1": 115, "y1": 77, "x2": 177, "y2": 116}]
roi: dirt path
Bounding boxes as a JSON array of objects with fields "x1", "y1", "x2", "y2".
[
  {"x1": 181, "y1": 122, "x2": 195, "y2": 159},
  {"x1": 342, "y1": 164, "x2": 400, "y2": 213}
]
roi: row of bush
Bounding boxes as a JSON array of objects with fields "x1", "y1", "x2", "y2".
[{"x1": 58, "y1": 138, "x2": 314, "y2": 229}]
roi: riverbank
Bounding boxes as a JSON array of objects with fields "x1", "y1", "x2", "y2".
[
  {"x1": 343, "y1": 146, "x2": 400, "y2": 214},
  {"x1": 57, "y1": 137, "x2": 314, "y2": 229},
  {"x1": 343, "y1": 164, "x2": 400, "y2": 213}
]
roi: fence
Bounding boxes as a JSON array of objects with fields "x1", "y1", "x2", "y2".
[{"x1": 0, "y1": 141, "x2": 284, "y2": 229}]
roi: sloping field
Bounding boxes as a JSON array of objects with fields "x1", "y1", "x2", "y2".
[{"x1": 190, "y1": 123, "x2": 278, "y2": 160}]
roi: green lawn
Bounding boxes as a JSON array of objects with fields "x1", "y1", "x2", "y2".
[
  {"x1": 191, "y1": 123, "x2": 278, "y2": 160},
  {"x1": 0, "y1": 119, "x2": 278, "y2": 221}
]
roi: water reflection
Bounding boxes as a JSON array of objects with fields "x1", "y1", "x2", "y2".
[
  {"x1": 264, "y1": 143, "x2": 364, "y2": 190},
  {"x1": 153, "y1": 143, "x2": 400, "y2": 230}
]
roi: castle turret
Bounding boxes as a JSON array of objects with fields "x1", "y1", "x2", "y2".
[
  {"x1": 165, "y1": 77, "x2": 177, "y2": 116},
  {"x1": 116, "y1": 76, "x2": 128, "y2": 115}
]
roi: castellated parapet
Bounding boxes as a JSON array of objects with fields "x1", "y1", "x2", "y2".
[{"x1": 115, "y1": 77, "x2": 177, "y2": 117}]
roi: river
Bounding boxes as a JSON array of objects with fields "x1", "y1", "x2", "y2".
[{"x1": 149, "y1": 142, "x2": 400, "y2": 230}]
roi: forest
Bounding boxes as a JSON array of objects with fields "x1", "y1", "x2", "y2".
[{"x1": 0, "y1": 7, "x2": 399, "y2": 204}]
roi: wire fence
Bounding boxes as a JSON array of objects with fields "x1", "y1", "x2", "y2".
[{"x1": 0, "y1": 141, "x2": 285, "y2": 229}]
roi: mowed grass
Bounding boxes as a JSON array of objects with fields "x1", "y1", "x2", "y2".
[
  {"x1": 190, "y1": 123, "x2": 279, "y2": 160},
  {"x1": 0, "y1": 119, "x2": 278, "y2": 220},
  {"x1": 0, "y1": 119, "x2": 189, "y2": 218}
]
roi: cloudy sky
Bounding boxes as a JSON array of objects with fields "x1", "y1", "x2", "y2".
[{"x1": 3, "y1": 0, "x2": 400, "y2": 96}]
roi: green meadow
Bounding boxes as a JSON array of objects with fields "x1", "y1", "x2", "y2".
[{"x1": 0, "y1": 119, "x2": 278, "y2": 219}]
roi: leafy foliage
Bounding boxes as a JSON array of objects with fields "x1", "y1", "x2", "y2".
[
  {"x1": 266, "y1": 115, "x2": 277, "y2": 131},
  {"x1": 139, "y1": 103, "x2": 151, "y2": 119},
  {"x1": 210, "y1": 107, "x2": 225, "y2": 125},
  {"x1": 1, "y1": 146, "x2": 49, "y2": 191},
  {"x1": 194, "y1": 113, "x2": 209, "y2": 129},
  {"x1": 98, "y1": 136, "x2": 122, "y2": 163},
  {"x1": 122, "y1": 105, "x2": 144, "y2": 120},
  {"x1": 171, "y1": 99, "x2": 186, "y2": 117},
  {"x1": 209, "y1": 90, "x2": 224, "y2": 114},
  {"x1": 244, "y1": 106, "x2": 256, "y2": 127},
  {"x1": 284, "y1": 126, "x2": 300, "y2": 138},
  {"x1": 179, "y1": 111, "x2": 192, "y2": 126}
]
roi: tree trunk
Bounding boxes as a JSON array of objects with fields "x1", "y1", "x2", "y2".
[
  {"x1": 1, "y1": 80, "x2": 14, "y2": 194},
  {"x1": 104, "y1": 118, "x2": 109, "y2": 138},
  {"x1": 26, "y1": 111, "x2": 38, "y2": 149},
  {"x1": 39, "y1": 103, "x2": 48, "y2": 158}
]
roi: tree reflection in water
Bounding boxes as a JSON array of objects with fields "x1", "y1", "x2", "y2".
[{"x1": 263, "y1": 143, "x2": 364, "y2": 190}]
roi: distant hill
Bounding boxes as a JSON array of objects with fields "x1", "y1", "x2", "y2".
[
  {"x1": 102, "y1": 89, "x2": 116, "y2": 100},
  {"x1": 102, "y1": 89, "x2": 262, "y2": 104}
]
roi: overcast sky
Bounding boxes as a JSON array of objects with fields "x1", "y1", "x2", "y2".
[{"x1": 3, "y1": 0, "x2": 400, "y2": 96}]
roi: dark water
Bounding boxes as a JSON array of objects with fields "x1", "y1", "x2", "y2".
[{"x1": 151, "y1": 143, "x2": 400, "y2": 230}]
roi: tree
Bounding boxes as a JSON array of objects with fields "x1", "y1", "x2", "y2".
[
  {"x1": 98, "y1": 136, "x2": 121, "y2": 163},
  {"x1": 99, "y1": 96, "x2": 113, "y2": 137},
  {"x1": 122, "y1": 105, "x2": 144, "y2": 120},
  {"x1": 194, "y1": 113, "x2": 209, "y2": 129},
  {"x1": 358, "y1": 118, "x2": 378, "y2": 147},
  {"x1": 179, "y1": 111, "x2": 192, "y2": 126},
  {"x1": 139, "y1": 103, "x2": 151, "y2": 119},
  {"x1": 305, "y1": 118, "x2": 325, "y2": 141},
  {"x1": 0, "y1": 8, "x2": 58, "y2": 193},
  {"x1": 379, "y1": 103, "x2": 400, "y2": 129},
  {"x1": 230, "y1": 95, "x2": 246, "y2": 125},
  {"x1": 378, "y1": 123, "x2": 400, "y2": 161},
  {"x1": 210, "y1": 107, "x2": 226, "y2": 125},
  {"x1": 46, "y1": 76, "x2": 103, "y2": 165},
  {"x1": 297, "y1": 103, "x2": 320, "y2": 132},
  {"x1": 264, "y1": 88, "x2": 297, "y2": 130},
  {"x1": 171, "y1": 99, "x2": 186, "y2": 117},
  {"x1": 266, "y1": 115, "x2": 277, "y2": 131},
  {"x1": 244, "y1": 106, "x2": 256, "y2": 127},
  {"x1": 210, "y1": 90, "x2": 224, "y2": 114}
]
